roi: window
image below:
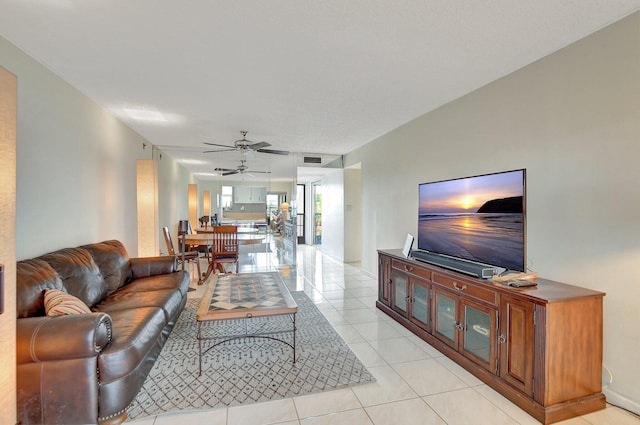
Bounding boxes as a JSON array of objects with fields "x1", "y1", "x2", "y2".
[
  {"x1": 222, "y1": 186, "x2": 233, "y2": 209},
  {"x1": 297, "y1": 184, "x2": 305, "y2": 242},
  {"x1": 266, "y1": 193, "x2": 279, "y2": 215}
]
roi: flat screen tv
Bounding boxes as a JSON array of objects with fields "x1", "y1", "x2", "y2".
[{"x1": 417, "y1": 169, "x2": 526, "y2": 272}]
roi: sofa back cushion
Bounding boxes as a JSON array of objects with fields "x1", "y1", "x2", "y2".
[
  {"x1": 16, "y1": 259, "x2": 64, "y2": 318},
  {"x1": 81, "y1": 240, "x2": 132, "y2": 296},
  {"x1": 39, "y1": 247, "x2": 107, "y2": 307}
]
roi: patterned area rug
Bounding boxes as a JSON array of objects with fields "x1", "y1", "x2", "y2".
[{"x1": 126, "y1": 292, "x2": 375, "y2": 421}]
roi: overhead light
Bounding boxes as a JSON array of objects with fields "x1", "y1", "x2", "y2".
[
  {"x1": 194, "y1": 172, "x2": 218, "y2": 177},
  {"x1": 180, "y1": 159, "x2": 208, "y2": 165},
  {"x1": 123, "y1": 108, "x2": 167, "y2": 122}
]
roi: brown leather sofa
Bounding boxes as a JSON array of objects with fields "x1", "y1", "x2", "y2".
[{"x1": 16, "y1": 240, "x2": 190, "y2": 425}]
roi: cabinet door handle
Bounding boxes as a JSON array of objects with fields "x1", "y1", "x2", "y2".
[
  {"x1": 453, "y1": 282, "x2": 467, "y2": 291},
  {"x1": 455, "y1": 322, "x2": 465, "y2": 331},
  {"x1": 404, "y1": 265, "x2": 413, "y2": 272},
  {"x1": 498, "y1": 334, "x2": 507, "y2": 344}
]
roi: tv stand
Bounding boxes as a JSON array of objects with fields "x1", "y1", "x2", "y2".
[
  {"x1": 411, "y1": 249, "x2": 504, "y2": 279},
  {"x1": 377, "y1": 249, "x2": 606, "y2": 424}
]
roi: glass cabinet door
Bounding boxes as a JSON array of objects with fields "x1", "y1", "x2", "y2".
[
  {"x1": 378, "y1": 256, "x2": 391, "y2": 306},
  {"x1": 410, "y1": 280, "x2": 430, "y2": 331},
  {"x1": 391, "y1": 270, "x2": 409, "y2": 315},
  {"x1": 433, "y1": 288, "x2": 457, "y2": 348},
  {"x1": 461, "y1": 299, "x2": 497, "y2": 372}
]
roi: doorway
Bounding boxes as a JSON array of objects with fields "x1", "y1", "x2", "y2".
[
  {"x1": 266, "y1": 192, "x2": 286, "y2": 228},
  {"x1": 296, "y1": 184, "x2": 305, "y2": 244},
  {"x1": 312, "y1": 182, "x2": 322, "y2": 245}
]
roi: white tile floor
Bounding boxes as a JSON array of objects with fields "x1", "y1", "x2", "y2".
[{"x1": 128, "y1": 242, "x2": 640, "y2": 425}]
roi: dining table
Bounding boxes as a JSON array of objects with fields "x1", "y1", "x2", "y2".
[
  {"x1": 182, "y1": 232, "x2": 265, "y2": 284},
  {"x1": 197, "y1": 226, "x2": 259, "y2": 234}
]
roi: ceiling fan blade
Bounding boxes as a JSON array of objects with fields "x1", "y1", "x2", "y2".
[
  {"x1": 214, "y1": 167, "x2": 235, "y2": 172},
  {"x1": 256, "y1": 148, "x2": 290, "y2": 155},
  {"x1": 248, "y1": 141, "x2": 270, "y2": 150},
  {"x1": 203, "y1": 142, "x2": 234, "y2": 148},
  {"x1": 203, "y1": 148, "x2": 237, "y2": 153},
  {"x1": 222, "y1": 170, "x2": 240, "y2": 176},
  {"x1": 249, "y1": 170, "x2": 271, "y2": 174}
]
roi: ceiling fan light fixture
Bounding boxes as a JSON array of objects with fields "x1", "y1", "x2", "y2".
[{"x1": 214, "y1": 159, "x2": 271, "y2": 176}]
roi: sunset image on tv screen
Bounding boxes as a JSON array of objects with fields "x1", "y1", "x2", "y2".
[{"x1": 418, "y1": 169, "x2": 525, "y2": 271}]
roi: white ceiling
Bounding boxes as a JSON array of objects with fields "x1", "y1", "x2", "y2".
[{"x1": 1, "y1": 1, "x2": 639, "y2": 181}]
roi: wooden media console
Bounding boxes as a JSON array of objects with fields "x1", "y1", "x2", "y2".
[{"x1": 377, "y1": 249, "x2": 606, "y2": 424}]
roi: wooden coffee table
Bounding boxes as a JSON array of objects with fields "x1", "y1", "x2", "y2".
[{"x1": 195, "y1": 272, "x2": 298, "y2": 376}]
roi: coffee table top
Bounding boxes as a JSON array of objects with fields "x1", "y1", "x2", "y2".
[{"x1": 197, "y1": 272, "x2": 298, "y2": 321}]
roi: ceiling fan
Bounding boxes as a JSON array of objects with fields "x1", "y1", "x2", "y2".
[
  {"x1": 203, "y1": 131, "x2": 289, "y2": 155},
  {"x1": 214, "y1": 159, "x2": 271, "y2": 176}
]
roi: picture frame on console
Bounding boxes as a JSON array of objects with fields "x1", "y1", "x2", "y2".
[{"x1": 402, "y1": 234, "x2": 413, "y2": 258}]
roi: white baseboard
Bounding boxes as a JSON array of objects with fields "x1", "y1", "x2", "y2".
[{"x1": 603, "y1": 388, "x2": 640, "y2": 417}]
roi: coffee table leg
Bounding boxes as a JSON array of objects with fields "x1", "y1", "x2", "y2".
[{"x1": 293, "y1": 313, "x2": 297, "y2": 363}]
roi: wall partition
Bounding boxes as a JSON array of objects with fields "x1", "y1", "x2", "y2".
[{"x1": 0, "y1": 64, "x2": 17, "y2": 425}]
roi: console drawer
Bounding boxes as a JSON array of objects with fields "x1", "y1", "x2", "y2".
[
  {"x1": 432, "y1": 273, "x2": 497, "y2": 305},
  {"x1": 391, "y1": 259, "x2": 432, "y2": 281}
]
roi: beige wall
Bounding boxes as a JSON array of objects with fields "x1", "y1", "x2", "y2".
[
  {"x1": 346, "y1": 12, "x2": 640, "y2": 413},
  {"x1": 0, "y1": 36, "x2": 196, "y2": 260},
  {"x1": 320, "y1": 169, "x2": 345, "y2": 261},
  {"x1": 344, "y1": 167, "x2": 362, "y2": 263},
  {"x1": 157, "y1": 148, "x2": 193, "y2": 254},
  {"x1": 0, "y1": 37, "x2": 194, "y2": 419},
  {"x1": 1, "y1": 36, "x2": 150, "y2": 259},
  {"x1": 0, "y1": 65, "x2": 17, "y2": 425}
]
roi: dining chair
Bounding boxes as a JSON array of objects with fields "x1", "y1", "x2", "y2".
[
  {"x1": 162, "y1": 226, "x2": 202, "y2": 278},
  {"x1": 211, "y1": 225, "x2": 239, "y2": 273},
  {"x1": 180, "y1": 220, "x2": 210, "y2": 261}
]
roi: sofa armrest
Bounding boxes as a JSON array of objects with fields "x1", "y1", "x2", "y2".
[
  {"x1": 130, "y1": 255, "x2": 178, "y2": 278},
  {"x1": 17, "y1": 313, "x2": 112, "y2": 364}
]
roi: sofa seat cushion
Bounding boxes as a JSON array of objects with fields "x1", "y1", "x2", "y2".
[
  {"x1": 116, "y1": 273, "x2": 190, "y2": 298},
  {"x1": 98, "y1": 307, "x2": 165, "y2": 382},
  {"x1": 94, "y1": 289, "x2": 184, "y2": 324}
]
